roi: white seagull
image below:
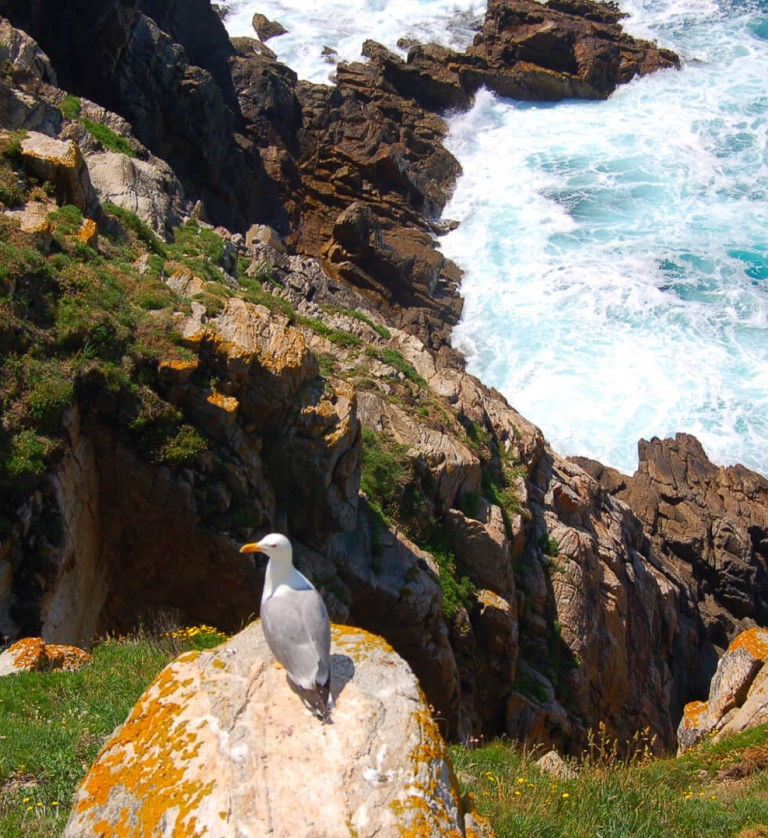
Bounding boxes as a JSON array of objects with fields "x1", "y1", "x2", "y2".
[{"x1": 240, "y1": 533, "x2": 333, "y2": 722}]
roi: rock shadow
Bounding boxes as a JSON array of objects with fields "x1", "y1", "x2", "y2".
[{"x1": 330, "y1": 653, "x2": 355, "y2": 702}]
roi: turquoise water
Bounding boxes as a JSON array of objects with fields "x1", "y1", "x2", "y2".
[{"x1": 225, "y1": 0, "x2": 768, "y2": 476}]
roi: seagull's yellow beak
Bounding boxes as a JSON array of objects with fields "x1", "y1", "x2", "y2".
[{"x1": 239, "y1": 543, "x2": 265, "y2": 554}]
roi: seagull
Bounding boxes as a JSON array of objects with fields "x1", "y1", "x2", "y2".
[{"x1": 240, "y1": 533, "x2": 333, "y2": 722}]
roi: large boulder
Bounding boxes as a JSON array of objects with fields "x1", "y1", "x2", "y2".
[
  {"x1": 18, "y1": 131, "x2": 97, "y2": 214},
  {"x1": 62, "y1": 623, "x2": 491, "y2": 837}
]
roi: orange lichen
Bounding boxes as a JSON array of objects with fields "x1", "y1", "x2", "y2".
[
  {"x1": 681, "y1": 700, "x2": 710, "y2": 730},
  {"x1": 77, "y1": 218, "x2": 98, "y2": 247},
  {"x1": 390, "y1": 702, "x2": 466, "y2": 838},
  {"x1": 72, "y1": 661, "x2": 213, "y2": 837},
  {"x1": 8, "y1": 637, "x2": 47, "y2": 670},
  {"x1": 6, "y1": 638, "x2": 91, "y2": 673},
  {"x1": 730, "y1": 627, "x2": 768, "y2": 661},
  {"x1": 206, "y1": 391, "x2": 238, "y2": 412},
  {"x1": 331, "y1": 624, "x2": 396, "y2": 661}
]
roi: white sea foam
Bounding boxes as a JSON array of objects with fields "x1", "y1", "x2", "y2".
[
  {"x1": 223, "y1": 0, "x2": 483, "y2": 83},
  {"x1": 443, "y1": 0, "x2": 768, "y2": 475},
  {"x1": 224, "y1": 0, "x2": 768, "y2": 476}
]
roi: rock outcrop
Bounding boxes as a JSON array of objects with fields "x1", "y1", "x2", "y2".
[
  {"x1": 678, "y1": 627, "x2": 768, "y2": 751},
  {"x1": 575, "y1": 433, "x2": 768, "y2": 709},
  {"x1": 62, "y1": 623, "x2": 491, "y2": 837}
]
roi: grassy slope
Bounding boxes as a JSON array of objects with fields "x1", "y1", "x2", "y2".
[
  {"x1": 452, "y1": 729, "x2": 768, "y2": 838},
  {"x1": 0, "y1": 628, "x2": 225, "y2": 837},
  {"x1": 2, "y1": 630, "x2": 768, "y2": 837}
]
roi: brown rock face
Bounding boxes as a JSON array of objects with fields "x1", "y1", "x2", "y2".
[
  {"x1": 579, "y1": 434, "x2": 768, "y2": 647},
  {"x1": 466, "y1": 0, "x2": 679, "y2": 99},
  {"x1": 575, "y1": 433, "x2": 768, "y2": 730}
]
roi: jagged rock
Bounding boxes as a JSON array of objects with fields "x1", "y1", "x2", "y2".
[
  {"x1": 245, "y1": 222, "x2": 286, "y2": 253},
  {"x1": 0, "y1": 16, "x2": 57, "y2": 85},
  {"x1": 62, "y1": 623, "x2": 491, "y2": 837},
  {"x1": 264, "y1": 377, "x2": 361, "y2": 541},
  {"x1": 138, "y1": 0, "x2": 238, "y2": 111},
  {"x1": 0, "y1": 0, "x2": 266, "y2": 230},
  {"x1": 579, "y1": 433, "x2": 768, "y2": 650},
  {"x1": 0, "y1": 636, "x2": 91, "y2": 675},
  {"x1": 336, "y1": 515, "x2": 462, "y2": 739},
  {"x1": 18, "y1": 131, "x2": 97, "y2": 214},
  {"x1": 252, "y1": 12, "x2": 287, "y2": 42},
  {"x1": 229, "y1": 37, "x2": 300, "y2": 150},
  {"x1": 85, "y1": 149, "x2": 185, "y2": 236},
  {"x1": 446, "y1": 503, "x2": 514, "y2": 597},
  {"x1": 466, "y1": 0, "x2": 679, "y2": 99},
  {"x1": 471, "y1": 589, "x2": 519, "y2": 732},
  {"x1": 189, "y1": 297, "x2": 321, "y2": 433},
  {"x1": 357, "y1": 389, "x2": 482, "y2": 512}
]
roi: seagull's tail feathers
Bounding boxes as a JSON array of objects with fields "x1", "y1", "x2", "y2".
[{"x1": 288, "y1": 673, "x2": 334, "y2": 724}]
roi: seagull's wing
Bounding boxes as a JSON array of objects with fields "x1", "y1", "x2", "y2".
[{"x1": 261, "y1": 584, "x2": 331, "y2": 691}]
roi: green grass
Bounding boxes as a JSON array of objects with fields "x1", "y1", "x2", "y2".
[
  {"x1": 57, "y1": 97, "x2": 136, "y2": 158},
  {"x1": 4, "y1": 630, "x2": 768, "y2": 838},
  {"x1": 452, "y1": 727, "x2": 768, "y2": 838},
  {"x1": 296, "y1": 314, "x2": 362, "y2": 349},
  {"x1": 360, "y1": 426, "x2": 410, "y2": 524},
  {"x1": 365, "y1": 346, "x2": 426, "y2": 387},
  {"x1": 0, "y1": 196, "x2": 199, "y2": 496},
  {"x1": 0, "y1": 628, "x2": 227, "y2": 837},
  {"x1": 79, "y1": 119, "x2": 136, "y2": 158},
  {"x1": 429, "y1": 542, "x2": 474, "y2": 618}
]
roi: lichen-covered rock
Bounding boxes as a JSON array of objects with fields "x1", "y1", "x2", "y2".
[
  {"x1": 2, "y1": 199, "x2": 54, "y2": 247},
  {"x1": 0, "y1": 636, "x2": 91, "y2": 676},
  {"x1": 62, "y1": 623, "x2": 490, "y2": 838},
  {"x1": 677, "y1": 700, "x2": 714, "y2": 753},
  {"x1": 677, "y1": 627, "x2": 768, "y2": 751},
  {"x1": 19, "y1": 131, "x2": 97, "y2": 214}
]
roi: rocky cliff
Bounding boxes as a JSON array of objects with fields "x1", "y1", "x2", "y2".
[{"x1": 2, "y1": 0, "x2": 766, "y2": 760}]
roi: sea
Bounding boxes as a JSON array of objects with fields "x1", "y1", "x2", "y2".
[{"x1": 223, "y1": 0, "x2": 768, "y2": 477}]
